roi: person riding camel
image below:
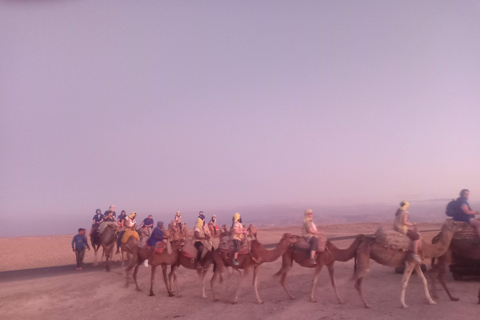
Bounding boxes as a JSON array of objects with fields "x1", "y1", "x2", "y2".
[
  {"x1": 141, "y1": 215, "x2": 154, "y2": 236},
  {"x1": 198, "y1": 211, "x2": 206, "y2": 227},
  {"x1": 103, "y1": 210, "x2": 115, "y2": 222},
  {"x1": 302, "y1": 209, "x2": 321, "y2": 265},
  {"x1": 232, "y1": 212, "x2": 248, "y2": 266},
  {"x1": 194, "y1": 215, "x2": 210, "y2": 269},
  {"x1": 116, "y1": 212, "x2": 139, "y2": 254},
  {"x1": 174, "y1": 211, "x2": 183, "y2": 232},
  {"x1": 393, "y1": 201, "x2": 421, "y2": 263},
  {"x1": 90, "y1": 209, "x2": 104, "y2": 236},
  {"x1": 452, "y1": 189, "x2": 480, "y2": 238},
  {"x1": 210, "y1": 215, "x2": 217, "y2": 234},
  {"x1": 117, "y1": 210, "x2": 127, "y2": 227},
  {"x1": 104, "y1": 205, "x2": 116, "y2": 219}
]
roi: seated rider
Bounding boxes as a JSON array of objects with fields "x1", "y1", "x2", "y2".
[
  {"x1": 147, "y1": 221, "x2": 165, "y2": 248},
  {"x1": 232, "y1": 212, "x2": 247, "y2": 266},
  {"x1": 90, "y1": 208, "x2": 104, "y2": 236},
  {"x1": 452, "y1": 189, "x2": 480, "y2": 237},
  {"x1": 104, "y1": 205, "x2": 116, "y2": 219},
  {"x1": 394, "y1": 201, "x2": 421, "y2": 263},
  {"x1": 194, "y1": 216, "x2": 210, "y2": 268},
  {"x1": 174, "y1": 211, "x2": 183, "y2": 232},
  {"x1": 142, "y1": 215, "x2": 154, "y2": 234},
  {"x1": 117, "y1": 210, "x2": 127, "y2": 227},
  {"x1": 210, "y1": 215, "x2": 217, "y2": 234},
  {"x1": 103, "y1": 211, "x2": 115, "y2": 222},
  {"x1": 116, "y1": 212, "x2": 139, "y2": 254},
  {"x1": 302, "y1": 209, "x2": 321, "y2": 265}
]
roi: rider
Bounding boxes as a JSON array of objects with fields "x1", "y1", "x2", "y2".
[
  {"x1": 104, "y1": 205, "x2": 116, "y2": 219},
  {"x1": 103, "y1": 211, "x2": 115, "y2": 222},
  {"x1": 232, "y1": 212, "x2": 248, "y2": 266},
  {"x1": 194, "y1": 216, "x2": 210, "y2": 268},
  {"x1": 302, "y1": 209, "x2": 321, "y2": 265},
  {"x1": 198, "y1": 211, "x2": 206, "y2": 227},
  {"x1": 116, "y1": 212, "x2": 139, "y2": 254},
  {"x1": 147, "y1": 221, "x2": 165, "y2": 247},
  {"x1": 174, "y1": 211, "x2": 183, "y2": 232},
  {"x1": 393, "y1": 201, "x2": 421, "y2": 263},
  {"x1": 90, "y1": 209, "x2": 104, "y2": 236},
  {"x1": 209, "y1": 215, "x2": 217, "y2": 234},
  {"x1": 452, "y1": 189, "x2": 480, "y2": 237},
  {"x1": 117, "y1": 210, "x2": 127, "y2": 227},
  {"x1": 141, "y1": 215, "x2": 154, "y2": 235}
]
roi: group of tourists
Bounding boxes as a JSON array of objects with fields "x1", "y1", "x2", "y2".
[{"x1": 72, "y1": 189, "x2": 480, "y2": 270}]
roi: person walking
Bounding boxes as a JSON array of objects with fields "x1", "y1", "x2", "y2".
[{"x1": 72, "y1": 228, "x2": 90, "y2": 270}]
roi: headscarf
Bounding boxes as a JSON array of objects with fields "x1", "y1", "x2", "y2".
[
  {"x1": 196, "y1": 217, "x2": 204, "y2": 228},
  {"x1": 128, "y1": 212, "x2": 137, "y2": 219},
  {"x1": 198, "y1": 211, "x2": 205, "y2": 226},
  {"x1": 399, "y1": 201, "x2": 409, "y2": 211},
  {"x1": 304, "y1": 209, "x2": 313, "y2": 221},
  {"x1": 233, "y1": 212, "x2": 240, "y2": 221},
  {"x1": 175, "y1": 211, "x2": 181, "y2": 217},
  {"x1": 96, "y1": 209, "x2": 101, "y2": 214}
]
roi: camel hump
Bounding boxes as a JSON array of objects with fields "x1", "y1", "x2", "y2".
[
  {"x1": 374, "y1": 227, "x2": 411, "y2": 251},
  {"x1": 218, "y1": 235, "x2": 250, "y2": 254}
]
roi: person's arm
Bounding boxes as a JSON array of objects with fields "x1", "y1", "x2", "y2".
[
  {"x1": 403, "y1": 213, "x2": 415, "y2": 226},
  {"x1": 194, "y1": 231, "x2": 209, "y2": 240},
  {"x1": 83, "y1": 236, "x2": 90, "y2": 250},
  {"x1": 72, "y1": 236, "x2": 76, "y2": 251},
  {"x1": 461, "y1": 205, "x2": 480, "y2": 216}
]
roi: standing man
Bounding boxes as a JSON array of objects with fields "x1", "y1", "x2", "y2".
[
  {"x1": 453, "y1": 189, "x2": 480, "y2": 237},
  {"x1": 72, "y1": 228, "x2": 90, "y2": 270}
]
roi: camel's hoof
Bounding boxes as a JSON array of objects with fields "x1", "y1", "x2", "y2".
[
  {"x1": 451, "y1": 297, "x2": 459, "y2": 302},
  {"x1": 232, "y1": 301, "x2": 238, "y2": 305},
  {"x1": 402, "y1": 304, "x2": 409, "y2": 309},
  {"x1": 289, "y1": 296, "x2": 296, "y2": 300},
  {"x1": 428, "y1": 300, "x2": 437, "y2": 305},
  {"x1": 213, "y1": 298, "x2": 219, "y2": 302},
  {"x1": 168, "y1": 293, "x2": 175, "y2": 297},
  {"x1": 258, "y1": 300, "x2": 264, "y2": 305},
  {"x1": 136, "y1": 288, "x2": 142, "y2": 292},
  {"x1": 309, "y1": 298, "x2": 317, "y2": 303},
  {"x1": 149, "y1": 293, "x2": 155, "y2": 297},
  {"x1": 202, "y1": 295, "x2": 207, "y2": 299},
  {"x1": 338, "y1": 299, "x2": 345, "y2": 305},
  {"x1": 364, "y1": 304, "x2": 371, "y2": 309}
]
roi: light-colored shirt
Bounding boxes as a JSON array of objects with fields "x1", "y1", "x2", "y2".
[
  {"x1": 302, "y1": 219, "x2": 318, "y2": 239},
  {"x1": 393, "y1": 209, "x2": 408, "y2": 234},
  {"x1": 232, "y1": 221, "x2": 244, "y2": 241}
]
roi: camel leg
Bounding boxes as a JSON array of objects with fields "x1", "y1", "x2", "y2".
[
  {"x1": 210, "y1": 269, "x2": 220, "y2": 302},
  {"x1": 433, "y1": 256, "x2": 459, "y2": 301},
  {"x1": 149, "y1": 265, "x2": 157, "y2": 296},
  {"x1": 162, "y1": 265, "x2": 174, "y2": 297},
  {"x1": 279, "y1": 267, "x2": 295, "y2": 300},
  {"x1": 354, "y1": 277, "x2": 370, "y2": 308},
  {"x1": 125, "y1": 264, "x2": 132, "y2": 288},
  {"x1": 200, "y1": 268, "x2": 207, "y2": 299},
  {"x1": 415, "y1": 264, "x2": 436, "y2": 305},
  {"x1": 400, "y1": 262, "x2": 415, "y2": 308},
  {"x1": 310, "y1": 263, "x2": 324, "y2": 302},
  {"x1": 327, "y1": 262, "x2": 343, "y2": 304},
  {"x1": 253, "y1": 266, "x2": 264, "y2": 304},
  {"x1": 133, "y1": 264, "x2": 141, "y2": 291},
  {"x1": 233, "y1": 268, "x2": 249, "y2": 304},
  {"x1": 93, "y1": 247, "x2": 98, "y2": 266},
  {"x1": 168, "y1": 266, "x2": 180, "y2": 296},
  {"x1": 353, "y1": 248, "x2": 371, "y2": 308}
]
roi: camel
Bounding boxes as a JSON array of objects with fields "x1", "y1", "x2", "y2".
[
  {"x1": 353, "y1": 219, "x2": 466, "y2": 308},
  {"x1": 275, "y1": 234, "x2": 366, "y2": 303},
  {"x1": 210, "y1": 233, "x2": 299, "y2": 304},
  {"x1": 429, "y1": 225, "x2": 480, "y2": 303},
  {"x1": 90, "y1": 223, "x2": 103, "y2": 266},
  {"x1": 247, "y1": 224, "x2": 258, "y2": 241},
  {"x1": 100, "y1": 223, "x2": 118, "y2": 272}
]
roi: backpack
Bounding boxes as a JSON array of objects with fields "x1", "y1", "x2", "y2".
[{"x1": 446, "y1": 199, "x2": 458, "y2": 217}]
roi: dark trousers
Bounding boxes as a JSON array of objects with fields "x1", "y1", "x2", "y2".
[
  {"x1": 309, "y1": 236, "x2": 319, "y2": 252},
  {"x1": 194, "y1": 241, "x2": 203, "y2": 262},
  {"x1": 75, "y1": 248, "x2": 86, "y2": 268},
  {"x1": 117, "y1": 230, "x2": 125, "y2": 250},
  {"x1": 232, "y1": 239, "x2": 240, "y2": 253}
]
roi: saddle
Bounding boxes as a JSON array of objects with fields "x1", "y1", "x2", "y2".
[
  {"x1": 154, "y1": 241, "x2": 166, "y2": 254},
  {"x1": 218, "y1": 235, "x2": 249, "y2": 254},
  {"x1": 452, "y1": 226, "x2": 480, "y2": 243},
  {"x1": 374, "y1": 227, "x2": 412, "y2": 251},
  {"x1": 294, "y1": 235, "x2": 326, "y2": 253}
]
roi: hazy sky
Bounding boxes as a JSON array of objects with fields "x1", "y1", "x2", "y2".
[{"x1": 1, "y1": 1, "x2": 480, "y2": 236}]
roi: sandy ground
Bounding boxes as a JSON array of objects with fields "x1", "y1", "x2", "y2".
[{"x1": 0, "y1": 223, "x2": 478, "y2": 320}]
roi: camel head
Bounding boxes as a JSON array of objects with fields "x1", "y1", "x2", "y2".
[
  {"x1": 280, "y1": 233, "x2": 301, "y2": 245},
  {"x1": 442, "y1": 219, "x2": 468, "y2": 233}
]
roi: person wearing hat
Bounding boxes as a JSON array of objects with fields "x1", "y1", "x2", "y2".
[
  {"x1": 117, "y1": 210, "x2": 127, "y2": 227},
  {"x1": 116, "y1": 212, "x2": 139, "y2": 254},
  {"x1": 90, "y1": 209, "x2": 104, "y2": 236},
  {"x1": 232, "y1": 212, "x2": 248, "y2": 265},
  {"x1": 394, "y1": 201, "x2": 421, "y2": 263},
  {"x1": 302, "y1": 209, "x2": 321, "y2": 265}
]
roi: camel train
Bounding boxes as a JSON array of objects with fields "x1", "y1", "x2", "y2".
[{"x1": 91, "y1": 217, "x2": 479, "y2": 306}]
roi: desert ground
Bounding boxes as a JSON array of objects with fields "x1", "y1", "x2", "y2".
[{"x1": 0, "y1": 223, "x2": 478, "y2": 320}]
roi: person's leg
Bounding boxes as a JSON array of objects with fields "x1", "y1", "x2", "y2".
[
  {"x1": 75, "y1": 250, "x2": 81, "y2": 268},
  {"x1": 309, "y1": 237, "x2": 318, "y2": 263},
  {"x1": 194, "y1": 241, "x2": 203, "y2": 262},
  {"x1": 233, "y1": 240, "x2": 239, "y2": 265},
  {"x1": 78, "y1": 248, "x2": 85, "y2": 269},
  {"x1": 116, "y1": 230, "x2": 125, "y2": 254}
]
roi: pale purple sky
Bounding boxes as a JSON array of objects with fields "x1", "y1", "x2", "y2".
[{"x1": 1, "y1": 1, "x2": 480, "y2": 236}]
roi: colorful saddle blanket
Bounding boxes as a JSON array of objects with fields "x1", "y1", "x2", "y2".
[
  {"x1": 374, "y1": 227, "x2": 412, "y2": 251},
  {"x1": 294, "y1": 234, "x2": 326, "y2": 252},
  {"x1": 218, "y1": 235, "x2": 249, "y2": 254},
  {"x1": 452, "y1": 226, "x2": 480, "y2": 243}
]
